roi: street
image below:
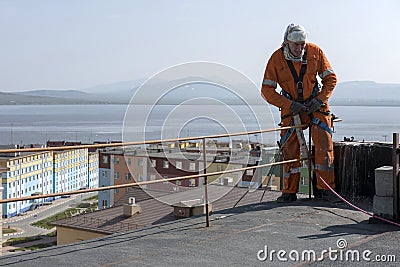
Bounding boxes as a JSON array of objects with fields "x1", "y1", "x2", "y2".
[{"x1": 2, "y1": 192, "x2": 98, "y2": 238}]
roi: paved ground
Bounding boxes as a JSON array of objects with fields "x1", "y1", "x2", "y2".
[
  {"x1": 2, "y1": 236, "x2": 57, "y2": 254},
  {"x1": 2, "y1": 193, "x2": 97, "y2": 255},
  {"x1": 0, "y1": 196, "x2": 398, "y2": 266},
  {"x1": 2, "y1": 192, "x2": 97, "y2": 235}
]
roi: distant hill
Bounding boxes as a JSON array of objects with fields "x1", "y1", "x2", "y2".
[
  {"x1": 330, "y1": 81, "x2": 400, "y2": 106},
  {"x1": 0, "y1": 91, "x2": 117, "y2": 105},
  {"x1": 1, "y1": 80, "x2": 400, "y2": 106},
  {"x1": 15, "y1": 89, "x2": 91, "y2": 99},
  {"x1": 80, "y1": 80, "x2": 143, "y2": 96},
  {"x1": 1, "y1": 80, "x2": 145, "y2": 105}
]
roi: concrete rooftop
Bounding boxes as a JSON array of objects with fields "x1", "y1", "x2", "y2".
[{"x1": 1, "y1": 189, "x2": 399, "y2": 266}]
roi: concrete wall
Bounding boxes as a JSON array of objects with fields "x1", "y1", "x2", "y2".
[{"x1": 56, "y1": 226, "x2": 106, "y2": 245}]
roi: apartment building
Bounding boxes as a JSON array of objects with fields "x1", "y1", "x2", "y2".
[
  {"x1": 1, "y1": 152, "x2": 53, "y2": 218},
  {"x1": 53, "y1": 149, "x2": 99, "y2": 197},
  {"x1": 98, "y1": 148, "x2": 147, "y2": 209},
  {"x1": 1, "y1": 148, "x2": 99, "y2": 218},
  {"x1": 97, "y1": 143, "x2": 206, "y2": 209},
  {"x1": 88, "y1": 152, "x2": 99, "y2": 189},
  {"x1": 146, "y1": 152, "x2": 203, "y2": 191}
]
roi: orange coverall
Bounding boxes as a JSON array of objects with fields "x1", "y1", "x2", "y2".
[{"x1": 261, "y1": 42, "x2": 337, "y2": 194}]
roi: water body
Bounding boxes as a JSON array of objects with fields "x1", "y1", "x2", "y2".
[{"x1": 0, "y1": 105, "x2": 399, "y2": 146}]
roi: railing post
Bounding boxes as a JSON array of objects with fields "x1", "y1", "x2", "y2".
[
  {"x1": 202, "y1": 138, "x2": 210, "y2": 227},
  {"x1": 393, "y1": 133, "x2": 399, "y2": 221}
]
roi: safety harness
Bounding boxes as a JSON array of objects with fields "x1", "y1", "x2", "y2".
[{"x1": 278, "y1": 47, "x2": 333, "y2": 149}]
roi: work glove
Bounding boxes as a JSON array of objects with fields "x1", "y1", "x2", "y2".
[
  {"x1": 289, "y1": 101, "x2": 303, "y2": 115},
  {"x1": 306, "y1": 98, "x2": 323, "y2": 114}
]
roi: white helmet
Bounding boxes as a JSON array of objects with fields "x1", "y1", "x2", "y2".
[{"x1": 283, "y1": 23, "x2": 307, "y2": 43}]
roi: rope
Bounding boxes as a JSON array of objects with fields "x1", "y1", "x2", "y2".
[{"x1": 316, "y1": 172, "x2": 400, "y2": 227}]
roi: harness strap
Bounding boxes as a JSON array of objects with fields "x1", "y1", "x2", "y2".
[
  {"x1": 279, "y1": 118, "x2": 332, "y2": 149},
  {"x1": 278, "y1": 120, "x2": 295, "y2": 148},
  {"x1": 285, "y1": 49, "x2": 307, "y2": 102},
  {"x1": 281, "y1": 81, "x2": 320, "y2": 104},
  {"x1": 311, "y1": 118, "x2": 333, "y2": 136},
  {"x1": 278, "y1": 47, "x2": 332, "y2": 139}
]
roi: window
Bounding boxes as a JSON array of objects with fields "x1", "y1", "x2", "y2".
[
  {"x1": 126, "y1": 173, "x2": 132, "y2": 180},
  {"x1": 150, "y1": 159, "x2": 156, "y2": 167},
  {"x1": 189, "y1": 179, "x2": 196, "y2": 187},
  {"x1": 163, "y1": 160, "x2": 169, "y2": 168},
  {"x1": 176, "y1": 180, "x2": 182, "y2": 186},
  {"x1": 102, "y1": 156, "x2": 108, "y2": 164},
  {"x1": 176, "y1": 161, "x2": 182, "y2": 169},
  {"x1": 102, "y1": 200, "x2": 108, "y2": 208},
  {"x1": 138, "y1": 158, "x2": 143, "y2": 166},
  {"x1": 113, "y1": 157, "x2": 120, "y2": 164},
  {"x1": 246, "y1": 169, "x2": 254, "y2": 175},
  {"x1": 217, "y1": 165, "x2": 223, "y2": 172},
  {"x1": 114, "y1": 172, "x2": 119, "y2": 179},
  {"x1": 127, "y1": 158, "x2": 132, "y2": 166},
  {"x1": 189, "y1": 162, "x2": 196, "y2": 171},
  {"x1": 114, "y1": 188, "x2": 119, "y2": 193},
  {"x1": 150, "y1": 174, "x2": 156, "y2": 181}
]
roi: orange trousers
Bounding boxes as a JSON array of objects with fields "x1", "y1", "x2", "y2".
[{"x1": 280, "y1": 111, "x2": 335, "y2": 194}]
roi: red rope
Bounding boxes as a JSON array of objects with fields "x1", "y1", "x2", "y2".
[{"x1": 316, "y1": 173, "x2": 400, "y2": 227}]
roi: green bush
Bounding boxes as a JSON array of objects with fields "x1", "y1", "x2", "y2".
[
  {"x1": 31, "y1": 208, "x2": 78, "y2": 229},
  {"x1": 47, "y1": 230, "x2": 57, "y2": 237},
  {"x1": 2, "y1": 227, "x2": 18, "y2": 234},
  {"x1": 84, "y1": 195, "x2": 98, "y2": 201},
  {"x1": 3, "y1": 236, "x2": 42, "y2": 246},
  {"x1": 8, "y1": 242, "x2": 56, "y2": 252}
]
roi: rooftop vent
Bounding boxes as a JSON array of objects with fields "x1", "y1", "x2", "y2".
[
  {"x1": 172, "y1": 199, "x2": 212, "y2": 218},
  {"x1": 123, "y1": 197, "x2": 141, "y2": 217}
]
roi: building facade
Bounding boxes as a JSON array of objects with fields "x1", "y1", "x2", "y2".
[
  {"x1": 1, "y1": 148, "x2": 99, "y2": 218},
  {"x1": 98, "y1": 149, "x2": 147, "y2": 209},
  {"x1": 1, "y1": 152, "x2": 53, "y2": 217}
]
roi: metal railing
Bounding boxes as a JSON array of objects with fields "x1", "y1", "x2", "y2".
[
  {"x1": 3, "y1": 127, "x2": 400, "y2": 228},
  {"x1": 0, "y1": 124, "x2": 308, "y2": 228}
]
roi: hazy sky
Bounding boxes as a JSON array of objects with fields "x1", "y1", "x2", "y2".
[{"x1": 1, "y1": 0, "x2": 399, "y2": 92}]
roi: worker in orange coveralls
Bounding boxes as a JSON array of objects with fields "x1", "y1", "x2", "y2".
[{"x1": 261, "y1": 23, "x2": 338, "y2": 203}]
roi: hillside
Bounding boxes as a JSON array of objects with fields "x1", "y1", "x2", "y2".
[
  {"x1": 1, "y1": 80, "x2": 400, "y2": 106},
  {"x1": 330, "y1": 81, "x2": 400, "y2": 106},
  {"x1": 0, "y1": 91, "x2": 118, "y2": 105}
]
